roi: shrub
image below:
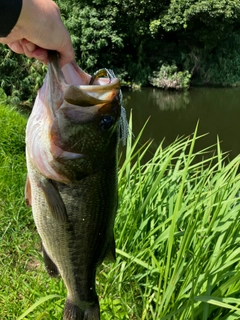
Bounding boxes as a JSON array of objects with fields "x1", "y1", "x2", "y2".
[
  {"x1": 0, "y1": 46, "x2": 46, "y2": 105},
  {"x1": 149, "y1": 63, "x2": 191, "y2": 90}
]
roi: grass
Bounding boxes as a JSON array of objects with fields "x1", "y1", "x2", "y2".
[{"x1": 0, "y1": 105, "x2": 240, "y2": 319}]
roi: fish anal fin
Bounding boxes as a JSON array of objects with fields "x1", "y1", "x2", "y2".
[
  {"x1": 104, "y1": 235, "x2": 116, "y2": 262},
  {"x1": 25, "y1": 175, "x2": 32, "y2": 207},
  {"x1": 42, "y1": 244, "x2": 59, "y2": 278},
  {"x1": 39, "y1": 178, "x2": 67, "y2": 223}
]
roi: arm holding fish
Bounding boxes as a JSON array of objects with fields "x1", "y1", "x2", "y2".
[{"x1": 0, "y1": 0, "x2": 74, "y2": 66}]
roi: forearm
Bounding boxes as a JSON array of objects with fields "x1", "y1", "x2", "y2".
[{"x1": 0, "y1": 0, "x2": 22, "y2": 37}]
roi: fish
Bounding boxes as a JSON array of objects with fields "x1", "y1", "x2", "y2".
[{"x1": 25, "y1": 50, "x2": 125, "y2": 320}]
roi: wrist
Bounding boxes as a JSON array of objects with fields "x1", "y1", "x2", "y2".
[{"x1": 17, "y1": 0, "x2": 43, "y2": 37}]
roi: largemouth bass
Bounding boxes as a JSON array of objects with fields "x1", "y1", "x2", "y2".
[{"x1": 25, "y1": 51, "x2": 124, "y2": 320}]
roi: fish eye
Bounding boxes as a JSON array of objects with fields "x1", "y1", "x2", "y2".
[{"x1": 100, "y1": 115, "x2": 114, "y2": 130}]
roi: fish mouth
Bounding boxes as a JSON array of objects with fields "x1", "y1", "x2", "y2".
[
  {"x1": 61, "y1": 59, "x2": 119, "y2": 87},
  {"x1": 48, "y1": 51, "x2": 120, "y2": 112}
]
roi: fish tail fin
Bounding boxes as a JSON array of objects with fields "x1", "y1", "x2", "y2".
[
  {"x1": 63, "y1": 300, "x2": 84, "y2": 320},
  {"x1": 42, "y1": 244, "x2": 59, "y2": 277},
  {"x1": 63, "y1": 299, "x2": 100, "y2": 320}
]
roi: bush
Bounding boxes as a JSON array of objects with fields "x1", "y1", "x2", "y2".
[
  {"x1": 183, "y1": 33, "x2": 240, "y2": 86},
  {"x1": 0, "y1": 46, "x2": 46, "y2": 105},
  {"x1": 149, "y1": 63, "x2": 191, "y2": 90},
  {"x1": 1, "y1": 0, "x2": 240, "y2": 104}
]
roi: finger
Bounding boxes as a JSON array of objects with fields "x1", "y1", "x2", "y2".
[
  {"x1": 31, "y1": 47, "x2": 48, "y2": 64},
  {"x1": 58, "y1": 46, "x2": 75, "y2": 67},
  {"x1": 20, "y1": 39, "x2": 37, "y2": 58},
  {"x1": 8, "y1": 41, "x2": 25, "y2": 54},
  {"x1": 21, "y1": 39, "x2": 37, "y2": 52}
]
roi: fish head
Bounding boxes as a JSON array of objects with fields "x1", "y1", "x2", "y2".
[{"x1": 45, "y1": 52, "x2": 122, "y2": 182}]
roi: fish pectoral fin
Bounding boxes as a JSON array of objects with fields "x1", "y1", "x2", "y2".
[
  {"x1": 39, "y1": 178, "x2": 67, "y2": 223},
  {"x1": 104, "y1": 235, "x2": 116, "y2": 262},
  {"x1": 58, "y1": 150, "x2": 85, "y2": 160},
  {"x1": 25, "y1": 175, "x2": 32, "y2": 207},
  {"x1": 50, "y1": 142, "x2": 85, "y2": 160}
]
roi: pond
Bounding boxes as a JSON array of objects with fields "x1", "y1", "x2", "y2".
[{"x1": 122, "y1": 87, "x2": 240, "y2": 161}]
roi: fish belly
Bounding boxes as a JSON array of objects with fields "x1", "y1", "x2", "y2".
[{"x1": 27, "y1": 160, "x2": 117, "y2": 319}]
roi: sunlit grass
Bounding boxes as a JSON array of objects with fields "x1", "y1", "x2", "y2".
[{"x1": 0, "y1": 106, "x2": 240, "y2": 319}]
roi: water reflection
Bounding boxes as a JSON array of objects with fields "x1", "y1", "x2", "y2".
[
  {"x1": 122, "y1": 87, "x2": 240, "y2": 161},
  {"x1": 151, "y1": 90, "x2": 189, "y2": 111}
]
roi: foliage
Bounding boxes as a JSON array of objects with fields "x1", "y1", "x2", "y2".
[
  {"x1": 115, "y1": 118, "x2": 240, "y2": 318},
  {"x1": 56, "y1": 0, "x2": 161, "y2": 85},
  {"x1": 0, "y1": 88, "x2": 7, "y2": 103},
  {"x1": 149, "y1": 63, "x2": 191, "y2": 90},
  {"x1": 149, "y1": 0, "x2": 240, "y2": 87},
  {"x1": 0, "y1": 45, "x2": 46, "y2": 105},
  {"x1": 183, "y1": 33, "x2": 240, "y2": 86},
  {"x1": 151, "y1": 0, "x2": 240, "y2": 35},
  {"x1": 1, "y1": 0, "x2": 240, "y2": 103},
  {"x1": 1, "y1": 107, "x2": 240, "y2": 319},
  {"x1": 56, "y1": 1, "x2": 124, "y2": 70}
]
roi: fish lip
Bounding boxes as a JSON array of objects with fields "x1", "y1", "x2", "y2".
[{"x1": 79, "y1": 79, "x2": 120, "y2": 92}]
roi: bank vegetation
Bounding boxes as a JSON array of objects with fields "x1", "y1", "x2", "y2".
[
  {"x1": 1, "y1": 105, "x2": 240, "y2": 319},
  {"x1": 1, "y1": 0, "x2": 240, "y2": 102}
]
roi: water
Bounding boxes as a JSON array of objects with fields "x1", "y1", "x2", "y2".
[{"x1": 122, "y1": 87, "x2": 240, "y2": 161}]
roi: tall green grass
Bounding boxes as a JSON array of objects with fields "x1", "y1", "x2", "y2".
[{"x1": 0, "y1": 106, "x2": 240, "y2": 319}]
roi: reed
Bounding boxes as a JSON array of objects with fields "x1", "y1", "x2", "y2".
[{"x1": 0, "y1": 106, "x2": 239, "y2": 319}]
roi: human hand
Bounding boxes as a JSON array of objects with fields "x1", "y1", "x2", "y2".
[{"x1": 0, "y1": 0, "x2": 74, "y2": 66}]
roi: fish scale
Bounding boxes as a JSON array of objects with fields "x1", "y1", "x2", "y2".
[{"x1": 25, "y1": 51, "x2": 123, "y2": 320}]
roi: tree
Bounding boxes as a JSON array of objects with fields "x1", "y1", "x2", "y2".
[{"x1": 1, "y1": 0, "x2": 240, "y2": 103}]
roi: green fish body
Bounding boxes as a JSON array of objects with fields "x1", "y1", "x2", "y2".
[{"x1": 25, "y1": 51, "x2": 122, "y2": 320}]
